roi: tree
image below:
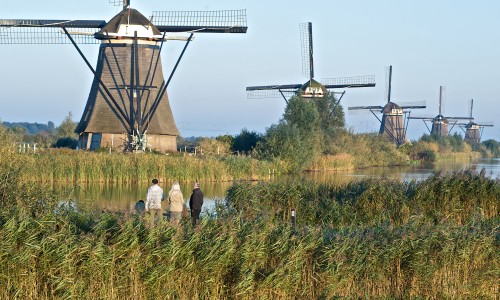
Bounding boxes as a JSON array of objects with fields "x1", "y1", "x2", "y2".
[
  {"x1": 283, "y1": 95, "x2": 321, "y2": 134},
  {"x1": 314, "y1": 92, "x2": 345, "y2": 132},
  {"x1": 232, "y1": 129, "x2": 261, "y2": 154},
  {"x1": 56, "y1": 112, "x2": 78, "y2": 139},
  {"x1": 53, "y1": 112, "x2": 78, "y2": 149},
  {"x1": 257, "y1": 122, "x2": 316, "y2": 172}
]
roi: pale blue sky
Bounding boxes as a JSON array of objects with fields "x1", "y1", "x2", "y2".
[{"x1": 1, "y1": 0, "x2": 499, "y2": 140}]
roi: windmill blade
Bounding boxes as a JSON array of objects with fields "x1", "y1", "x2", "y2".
[
  {"x1": 407, "y1": 116, "x2": 433, "y2": 120},
  {"x1": 300, "y1": 22, "x2": 313, "y2": 80},
  {"x1": 246, "y1": 84, "x2": 302, "y2": 91},
  {"x1": 447, "y1": 116, "x2": 474, "y2": 121},
  {"x1": 399, "y1": 105, "x2": 426, "y2": 109},
  {"x1": 0, "y1": 19, "x2": 105, "y2": 44},
  {"x1": 398, "y1": 101, "x2": 426, "y2": 109},
  {"x1": 152, "y1": 10, "x2": 247, "y2": 33},
  {"x1": 322, "y1": 75, "x2": 376, "y2": 89},
  {"x1": 246, "y1": 89, "x2": 297, "y2": 100},
  {"x1": 109, "y1": 0, "x2": 130, "y2": 9},
  {"x1": 348, "y1": 105, "x2": 383, "y2": 111},
  {"x1": 246, "y1": 84, "x2": 301, "y2": 99}
]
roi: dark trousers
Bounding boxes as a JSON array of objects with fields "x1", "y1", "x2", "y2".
[{"x1": 191, "y1": 209, "x2": 201, "y2": 226}]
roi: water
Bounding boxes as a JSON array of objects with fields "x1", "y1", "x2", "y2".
[{"x1": 58, "y1": 158, "x2": 499, "y2": 213}]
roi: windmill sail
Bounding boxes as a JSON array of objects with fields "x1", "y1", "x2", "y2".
[
  {"x1": 300, "y1": 22, "x2": 314, "y2": 80},
  {"x1": 0, "y1": 19, "x2": 105, "y2": 44},
  {"x1": 246, "y1": 22, "x2": 375, "y2": 101},
  {"x1": 152, "y1": 10, "x2": 247, "y2": 33}
]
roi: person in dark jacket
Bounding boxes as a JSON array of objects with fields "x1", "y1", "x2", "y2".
[{"x1": 189, "y1": 182, "x2": 203, "y2": 226}]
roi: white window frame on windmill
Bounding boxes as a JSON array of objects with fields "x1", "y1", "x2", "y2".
[
  {"x1": 302, "y1": 86, "x2": 324, "y2": 98},
  {"x1": 387, "y1": 107, "x2": 403, "y2": 116}
]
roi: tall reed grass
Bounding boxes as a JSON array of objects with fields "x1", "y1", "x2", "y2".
[
  {"x1": 0, "y1": 210, "x2": 498, "y2": 299},
  {"x1": 13, "y1": 150, "x2": 279, "y2": 183},
  {"x1": 227, "y1": 169, "x2": 499, "y2": 227}
]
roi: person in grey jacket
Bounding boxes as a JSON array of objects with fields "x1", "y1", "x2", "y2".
[
  {"x1": 189, "y1": 182, "x2": 203, "y2": 226},
  {"x1": 168, "y1": 182, "x2": 184, "y2": 226}
]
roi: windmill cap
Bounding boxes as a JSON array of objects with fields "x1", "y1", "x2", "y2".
[{"x1": 96, "y1": 8, "x2": 161, "y2": 38}]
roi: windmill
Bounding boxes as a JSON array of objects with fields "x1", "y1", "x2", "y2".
[
  {"x1": 458, "y1": 99, "x2": 493, "y2": 143},
  {"x1": 348, "y1": 66, "x2": 426, "y2": 146},
  {"x1": 0, "y1": 0, "x2": 247, "y2": 152},
  {"x1": 408, "y1": 86, "x2": 473, "y2": 137},
  {"x1": 246, "y1": 22, "x2": 375, "y2": 106}
]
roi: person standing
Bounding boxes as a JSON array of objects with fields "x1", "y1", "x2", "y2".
[
  {"x1": 145, "y1": 178, "x2": 164, "y2": 227},
  {"x1": 189, "y1": 182, "x2": 203, "y2": 226},
  {"x1": 168, "y1": 182, "x2": 184, "y2": 226}
]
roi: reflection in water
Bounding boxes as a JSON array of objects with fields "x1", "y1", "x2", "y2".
[
  {"x1": 53, "y1": 159, "x2": 499, "y2": 213},
  {"x1": 54, "y1": 181, "x2": 234, "y2": 213}
]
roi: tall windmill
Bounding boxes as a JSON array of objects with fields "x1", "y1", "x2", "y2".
[
  {"x1": 246, "y1": 22, "x2": 375, "y2": 105},
  {"x1": 348, "y1": 66, "x2": 426, "y2": 146},
  {"x1": 0, "y1": 0, "x2": 247, "y2": 152},
  {"x1": 408, "y1": 86, "x2": 472, "y2": 137},
  {"x1": 458, "y1": 99, "x2": 493, "y2": 143}
]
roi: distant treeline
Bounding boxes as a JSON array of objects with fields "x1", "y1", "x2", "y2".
[{"x1": 2, "y1": 121, "x2": 55, "y2": 135}]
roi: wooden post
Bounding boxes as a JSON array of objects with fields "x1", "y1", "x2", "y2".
[{"x1": 291, "y1": 209, "x2": 296, "y2": 226}]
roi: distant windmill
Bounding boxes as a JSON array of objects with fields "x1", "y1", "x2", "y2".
[
  {"x1": 408, "y1": 86, "x2": 472, "y2": 137},
  {"x1": 246, "y1": 22, "x2": 375, "y2": 105},
  {"x1": 0, "y1": 0, "x2": 247, "y2": 152},
  {"x1": 348, "y1": 66, "x2": 426, "y2": 146},
  {"x1": 458, "y1": 99, "x2": 493, "y2": 143}
]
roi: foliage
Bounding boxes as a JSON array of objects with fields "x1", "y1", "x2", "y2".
[
  {"x1": 53, "y1": 137, "x2": 78, "y2": 149},
  {"x1": 256, "y1": 122, "x2": 318, "y2": 173},
  {"x1": 2, "y1": 121, "x2": 55, "y2": 135},
  {"x1": 483, "y1": 139, "x2": 500, "y2": 157},
  {"x1": 420, "y1": 133, "x2": 465, "y2": 153},
  {"x1": 313, "y1": 91, "x2": 345, "y2": 131},
  {"x1": 231, "y1": 128, "x2": 261, "y2": 154},
  {"x1": 198, "y1": 137, "x2": 231, "y2": 155},
  {"x1": 55, "y1": 112, "x2": 78, "y2": 139}
]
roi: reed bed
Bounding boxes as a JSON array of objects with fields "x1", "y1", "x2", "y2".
[
  {"x1": 0, "y1": 211, "x2": 498, "y2": 299},
  {"x1": 14, "y1": 150, "x2": 279, "y2": 184},
  {"x1": 226, "y1": 169, "x2": 499, "y2": 227}
]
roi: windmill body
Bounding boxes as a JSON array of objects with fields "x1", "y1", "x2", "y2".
[
  {"x1": 464, "y1": 122, "x2": 481, "y2": 143},
  {"x1": 77, "y1": 8, "x2": 179, "y2": 152},
  {"x1": 380, "y1": 102, "x2": 405, "y2": 143},
  {"x1": 430, "y1": 115, "x2": 449, "y2": 136},
  {"x1": 348, "y1": 66, "x2": 426, "y2": 147},
  {"x1": 459, "y1": 99, "x2": 493, "y2": 143},
  {"x1": 0, "y1": 2, "x2": 247, "y2": 152}
]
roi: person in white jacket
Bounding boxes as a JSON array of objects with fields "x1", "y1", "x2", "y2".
[{"x1": 145, "y1": 178, "x2": 164, "y2": 227}]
